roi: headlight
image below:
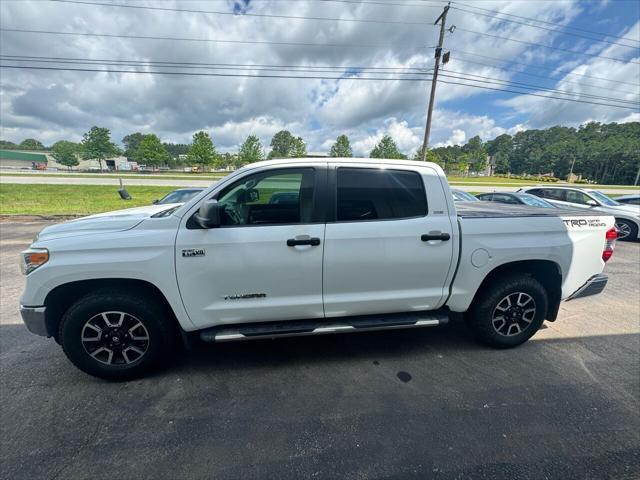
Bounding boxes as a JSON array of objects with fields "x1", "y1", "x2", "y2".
[{"x1": 21, "y1": 248, "x2": 49, "y2": 275}]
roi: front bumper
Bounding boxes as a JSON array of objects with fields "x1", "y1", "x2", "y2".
[
  {"x1": 566, "y1": 274, "x2": 608, "y2": 301},
  {"x1": 19, "y1": 305, "x2": 49, "y2": 337}
]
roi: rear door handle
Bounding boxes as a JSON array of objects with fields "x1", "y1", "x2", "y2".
[
  {"x1": 421, "y1": 232, "x2": 450, "y2": 242},
  {"x1": 287, "y1": 237, "x2": 321, "y2": 247}
]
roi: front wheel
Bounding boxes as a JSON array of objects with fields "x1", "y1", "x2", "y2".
[
  {"x1": 59, "y1": 290, "x2": 175, "y2": 380},
  {"x1": 468, "y1": 275, "x2": 548, "y2": 348}
]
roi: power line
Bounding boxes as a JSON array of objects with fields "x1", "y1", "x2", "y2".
[
  {"x1": 436, "y1": 78, "x2": 638, "y2": 110},
  {"x1": 49, "y1": 0, "x2": 439, "y2": 27},
  {"x1": 0, "y1": 54, "x2": 432, "y2": 72},
  {"x1": 450, "y1": 0, "x2": 640, "y2": 44},
  {"x1": 2, "y1": 63, "x2": 636, "y2": 110},
  {"x1": 450, "y1": 57, "x2": 640, "y2": 96},
  {"x1": 454, "y1": 27, "x2": 640, "y2": 65},
  {"x1": 451, "y1": 50, "x2": 640, "y2": 87},
  {"x1": 0, "y1": 27, "x2": 405, "y2": 49},
  {"x1": 0, "y1": 64, "x2": 435, "y2": 81},
  {"x1": 4, "y1": 54, "x2": 634, "y2": 105},
  {"x1": 450, "y1": 5, "x2": 640, "y2": 49},
  {"x1": 439, "y1": 70, "x2": 639, "y2": 106},
  {"x1": 0, "y1": 56, "x2": 433, "y2": 76}
]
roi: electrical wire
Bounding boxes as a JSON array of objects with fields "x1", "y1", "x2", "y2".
[
  {"x1": 451, "y1": 50, "x2": 640, "y2": 87},
  {"x1": 450, "y1": 5, "x2": 639, "y2": 49},
  {"x1": 48, "y1": 0, "x2": 439, "y2": 27},
  {"x1": 454, "y1": 27, "x2": 640, "y2": 65},
  {"x1": 0, "y1": 64, "x2": 434, "y2": 81},
  {"x1": 0, "y1": 27, "x2": 406, "y2": 49},
  {"x1": 449, "y1": 57, "x2": 640, "y2": 96},
  {"x1": 1, "y1": 53, "x2": 634, "y2": 104},
  {"x1": 0, "y1": 54, "x2": 433, "y2": 73},
  {"x1": 449, "y1": 0, "x2": 640, "y2": 44},
  {"x1": 439, "y1": 71, "x2": 639, "y2": 106},
  {"x1": 1, "y1": 63, "x2": 637, "y2": 110},
  {"x1": 436, "y1": 78, "x2": 638, "y2": 110}
]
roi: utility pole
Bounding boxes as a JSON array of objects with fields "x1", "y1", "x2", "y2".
[
  {"x1": 568, "y1": 155, "x2": 576, "y2": 181},
  {"x1": 421, "y1": 2, "x2": 450, "y2": 161}
]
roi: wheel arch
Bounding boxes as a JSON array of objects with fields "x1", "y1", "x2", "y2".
[
  {"x1": 469, "y1": 260, "x2": 563, "y2": 321},
  {"x1": 44, "y1": 278, "x2": 182, "y2": 342}
]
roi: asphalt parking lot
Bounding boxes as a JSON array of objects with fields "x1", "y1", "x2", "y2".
[{"x1": 1, "y1": 221, "x2": 639, "y2": 480}]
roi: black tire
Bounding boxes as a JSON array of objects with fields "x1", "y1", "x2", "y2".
[
  {"x1": 59, "y1": 289, "x2": 175, "y2": 380},
  {"x1": 468, "y1": 275, "x2": 548, "y2": 349},
  {"x1": 614, "y1": 218, "x2": 638, "y2": 242}
]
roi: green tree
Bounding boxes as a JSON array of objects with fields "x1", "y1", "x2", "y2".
[
  {"x1": 238, "y1": 135, "x2": 264, "y2": 166},
  {"x1": 187, "y1": 131, "x2": 217, "y2": 172},
  {"x1": 292, "y1": 136, "x2": 306, "y2": 157},
  {"x1": 19, "y1": 138, "x2": 45, "y2": 150},
  {"x1": 163, "y1": 143, "x2": 189, "y2": 158},
  {"x1": 132, "y1": 134, "x2": 170, "y2": 170},
  {"x1": 486, "y1": 134, "x2": 513, "y2": 174},
  {"x1": 329, "y1": 134, "x2": 353, "y2": 157},
  {"x1": 268, "y1": 130, "x2": 306, "y2": 159},
  {"x1": 51, "y1": 140, "x2": 79, "y2": 169},
  {"x1": 122, "y1": 132, "x2": 145, "y2": 160},
  {"x1": 216, "y1": 152, "x2": 235, "y2": 170},
  {"x1": 462, "y1": 135, "x2": 488, "y2": 173},
  {"x1": 0, "y1": 140, "x2": 18, "y2": 149},
  {"x1": 370, "y1": 135, "x2": 406, "y2": 159},
  {"x1": 412, "y1": 147, "x2": 441, "y2": 165},
  {"x1": 81, "y1": 126, "x2": 119, "y2": 171}
]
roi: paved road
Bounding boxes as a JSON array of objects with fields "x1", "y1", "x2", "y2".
[
  {"x1": 2, "y1": 173, "x2": 638, "y2": 194},
  {"x1": 1, "y1": 221, "x2": 639, "y2": 479}
]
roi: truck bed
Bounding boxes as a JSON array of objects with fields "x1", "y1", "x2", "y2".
[{"x1": 455, "y1": 201, "x2": 596, "y2": 218}]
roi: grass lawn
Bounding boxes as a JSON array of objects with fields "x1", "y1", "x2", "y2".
[
  {"x1": 0, "y1": 184, "x2": 176, "y2": 215},
  {"x1": 0, "y1": 172, "x2": 225, "y2": 181}
]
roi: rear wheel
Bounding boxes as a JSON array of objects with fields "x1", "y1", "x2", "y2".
[
  {"x1": 59, "y1": 290, "x2": 175, "y2": 380},
  {"x1": 468, "y1": 275, "x2": 548, "y2": 348},
  {"x1": 614, "y1": 218, "x2": 637, "y2": 241}
]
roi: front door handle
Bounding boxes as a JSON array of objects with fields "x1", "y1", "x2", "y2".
[
  {"x1": 287, "y1": 237, "x2": 321, "y2": 247},
  {"x1": 421, "y1": 232, "x2": 450, "y2": 242}
]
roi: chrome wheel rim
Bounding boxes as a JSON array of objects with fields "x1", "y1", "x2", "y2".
[
  {"x1": 492, "y1": 292, "x2": 536, "y2": 337},
  {"x1": 81, "y1": 311, "x2": 150, "y2": 365},
  {"x1": 615, "y1": 222, "x2": 631, "y2": 239}
]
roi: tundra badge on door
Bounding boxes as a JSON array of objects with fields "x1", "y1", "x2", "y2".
[{"x1": 182, "y1": 248, "x2": 206, "y2": 257}]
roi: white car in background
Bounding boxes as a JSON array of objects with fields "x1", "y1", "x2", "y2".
[{"x1": 521, "y1": 186, "x2": 640, "y2": 240}]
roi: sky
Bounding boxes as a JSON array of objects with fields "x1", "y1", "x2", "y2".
[{"x1": 0, "y1": 0, "x2": 639, "y2": 156}]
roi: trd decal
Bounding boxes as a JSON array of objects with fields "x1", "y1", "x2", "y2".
[{"x1": 563, "y1": 218, "x2": 606, "y2": 228}]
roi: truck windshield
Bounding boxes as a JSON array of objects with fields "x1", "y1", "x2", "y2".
[{"x1": 588, "y1": 190, "x2": 619, "y2": 206}]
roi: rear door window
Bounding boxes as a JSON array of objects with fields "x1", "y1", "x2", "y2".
[
  {"x1": 336, "y1": 168, "x2": 427, "y2": 222},
  {"x1": 565, "y1": 190, "x2": 593, "y2": 205},
  {"x1": 540, "y1": 189, "x2": 566, "y2": 201}
]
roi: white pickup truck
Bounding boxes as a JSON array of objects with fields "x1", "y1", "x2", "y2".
[{"x1": 20, "y1": 159, "x2": 618, "y2": 379}]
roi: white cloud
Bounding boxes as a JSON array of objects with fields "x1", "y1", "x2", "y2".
[
  {"x1": 499, "y1": 21, "x2": 640, "y2": 128},
  {"x1": 0, "y1": 0, "x2": 636, "y2": 152}
]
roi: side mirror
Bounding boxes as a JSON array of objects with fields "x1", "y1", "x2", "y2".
[
  {"x1": 194, "y1": 199, "x2": 221, "y2": 228},
  {"x1": 586, "y1": 199, "x2": 598, "y2": 207},
  {"x1": 152, "y1": 199, "x2": 159, "y2": 205}
]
